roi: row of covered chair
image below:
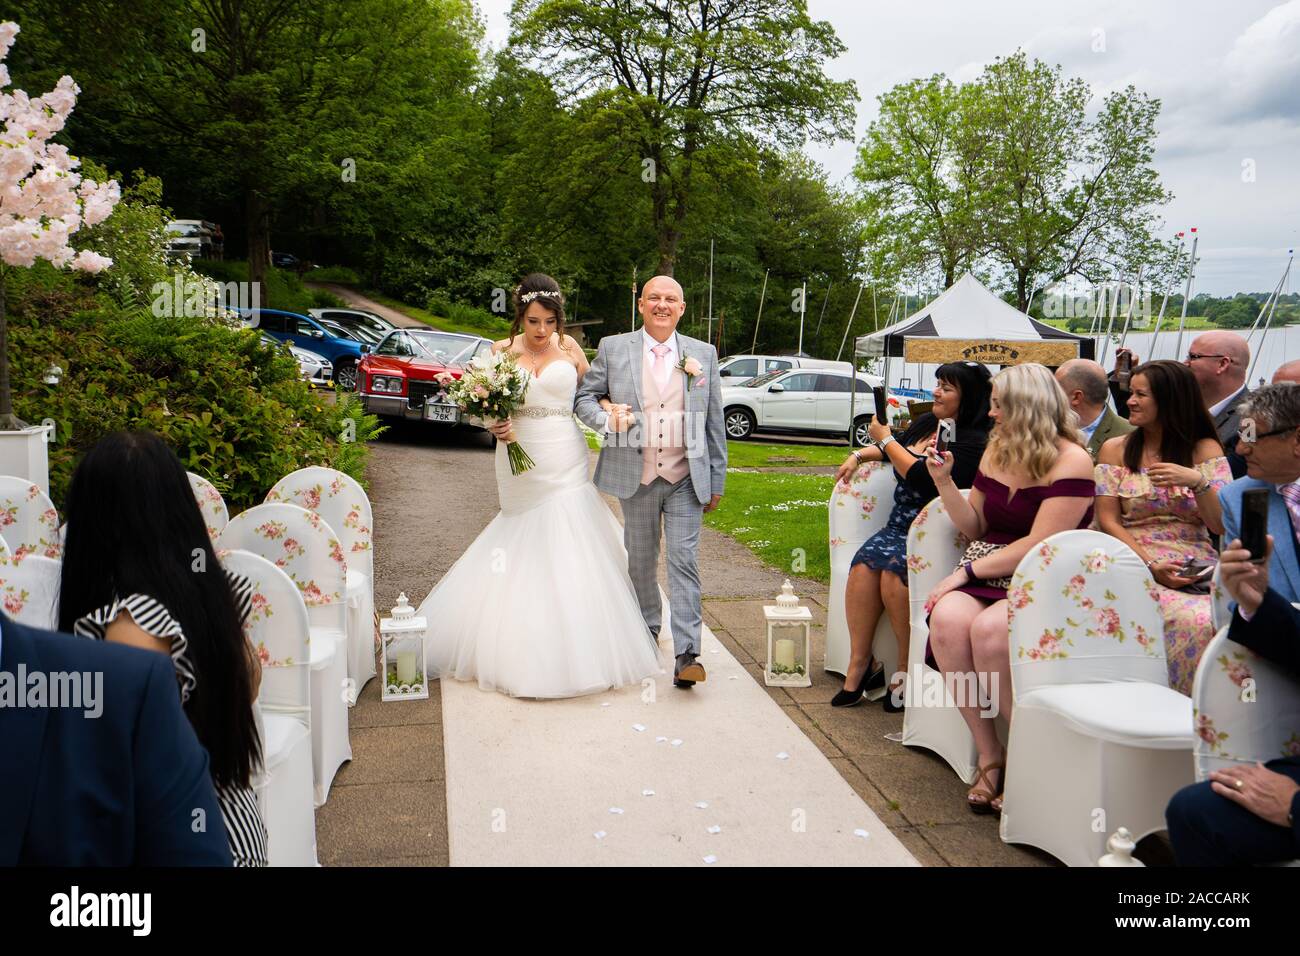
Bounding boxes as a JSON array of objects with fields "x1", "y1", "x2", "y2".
[{"x1": 827, "y1": 462, "x2": 1300, "y2": 866}]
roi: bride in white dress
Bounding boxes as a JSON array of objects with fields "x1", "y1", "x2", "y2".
[{"x1": 418, "y1": 274, "x2": 664, "y2": 698}]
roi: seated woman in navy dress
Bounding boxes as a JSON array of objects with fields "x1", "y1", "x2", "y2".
[
  {"x1": 831, "y1": 361, "x2": 992, "y2": 711},
  {"x1": 924, "y1": 363, "x2": 1096, "y2": 816}
]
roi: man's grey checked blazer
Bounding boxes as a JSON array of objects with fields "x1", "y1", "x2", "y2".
[{"x1": 573, "y1": 330, "x2": 727, "y2": 505}]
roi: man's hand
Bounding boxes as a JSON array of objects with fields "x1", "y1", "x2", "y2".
[
  {"x1": 704, "y1": 494, "x2": 723, "y2": 514},
  {"x1": 1209, "y1": 763, "x2": 1300, "y2": 828},
  {"x1": 1221, "y1": 536, "x2": 1273, "y2": 617},
  {"x1": 606, "y1": 404, "x2": 632, "y2": 433}
]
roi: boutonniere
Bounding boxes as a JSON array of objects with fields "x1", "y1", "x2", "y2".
[{"x1": 678, "y1": 355, "x2": 705, "y2": 388}]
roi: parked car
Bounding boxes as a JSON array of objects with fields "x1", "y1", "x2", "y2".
[
  {"x1": 357, "y1": 328, "x2": 493, "y2": 429},
  {"x1": 241, "y1": 308, "x2": 365, "y2": 390},
  {"x1": 721, "y1": 367, "x2": 886, "y2": 445},
  {"x1": 164, "y1": 219, "x2": 213, "y2": 259},
  {"x1": 309, "y1": 308, "x2": 395, "y2": 342},
  {"x1": 718, "y1": 353, "x2": 853, "y2": 385},
  {"x1": 271, "y1": 251, "x2": 301, "y2": 270},
  {"x1": 260, "y1": 333, "x2": 333, "y2": 387},
  {"x1": 316, "y1": 316, "x2": 383, "y2": 347}
]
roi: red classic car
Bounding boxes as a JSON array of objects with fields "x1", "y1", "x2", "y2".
[{"x1": 357, "y1": 328, "x2": 494, "y2": 427}]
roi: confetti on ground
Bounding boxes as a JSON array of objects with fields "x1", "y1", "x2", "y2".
[
  {"x1": 728, "y1": 675, "x2": 739, "y2": 680},
  {"x1": 632, "y1": 723, "x2": 646, "y2": 732},
  {"x1": 854, "y1": 829, "x2": 870, "y2": 840},
  {"x1": 776, "y1": 752, "x2": 790, "y2": 760},
  {"x1": 695, "y1": 801, "x2": 709, "y2": 809},
  {"x1": 594, "y1": 831, "x2": 606, "y2": 840},
  {"x1": 642, "y1": 789, "x2": 655, "y2": 797},
  {"x1": 609, "y1": 807, "x2": 624, "y2": 815},
  {"x1": 671, "y1": 739, "x2": 683, "y2": 747},
  {"x1": 600, "y1": 702, "x2": 611, "y2": 708},
  {"x1": 707, "y1": 825, "x2": 722, "y2": 834},
  {"x1": 655, "y1": 736, "x2": 668, "y2": 743},
  {"x1": 702, "y1": 855, "x2": 717, "y2": 864}
]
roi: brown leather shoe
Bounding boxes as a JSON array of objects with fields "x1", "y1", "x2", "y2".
[{"x1": 674, "y1": 653, "x2": 706, "y2": 687}]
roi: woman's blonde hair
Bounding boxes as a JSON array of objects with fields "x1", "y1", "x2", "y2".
[{"x1": 984, "y1": 363, "x2": 1083, "y2": 481}]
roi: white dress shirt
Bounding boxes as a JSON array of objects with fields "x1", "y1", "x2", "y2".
[
  {"x1": 1208, "y1": 385, "x2": 1246, "y2": 420},
  {"x1": 604, "y1": 330, "x2": 680, "y2": 432}
]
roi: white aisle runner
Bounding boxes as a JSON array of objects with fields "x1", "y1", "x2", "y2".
[{"x1": 441, "y1": 625, "x2": 918, "y2": 866}]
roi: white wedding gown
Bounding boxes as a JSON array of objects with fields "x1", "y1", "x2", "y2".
[{"x1": 418, "y1": 360, "x2": 664, "y2": 698}]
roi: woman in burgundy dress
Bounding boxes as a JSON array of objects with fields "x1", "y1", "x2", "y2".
[{"x1": 923, "y1": 363, "x2": 1096, "y2": 815}]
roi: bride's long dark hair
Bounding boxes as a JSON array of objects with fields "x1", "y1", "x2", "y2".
[{"x1": 508, "y1": 273, "x2": 571, "y2": 351}]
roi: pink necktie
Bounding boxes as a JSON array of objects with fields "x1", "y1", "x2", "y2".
[
  {"x1": 652, "y1": 344, "x2": 670, "y2": 388},
  {"x1": 1281, "y1": 482, "x2": 1300, "y2": 549}
]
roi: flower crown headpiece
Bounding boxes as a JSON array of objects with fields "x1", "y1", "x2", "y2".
[{"x1": 519, "y1": 289, "x2": 562, "y2": 303}]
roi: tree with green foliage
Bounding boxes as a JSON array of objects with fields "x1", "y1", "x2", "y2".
[{"x1": 509, "y1": 0, "x2": 857, "y2": 276}]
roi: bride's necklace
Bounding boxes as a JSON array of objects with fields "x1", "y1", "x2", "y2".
[{"x1": 521, "y1": 337, "x2": 555, "y2": 372}]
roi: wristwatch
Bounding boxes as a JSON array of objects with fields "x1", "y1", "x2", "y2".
[{"x1": 876, "y1": 434, "x2": 896, "y2": 452}]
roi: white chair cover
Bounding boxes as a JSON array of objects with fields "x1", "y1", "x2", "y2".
[
  {"x1": 219, "y1": 549, "x2": 317, "y2": 866},
  {"x1": 187, "y1": 471, "x2": 230, "y2": 540},
  {"x1": 0, "y1": 476, "x2": 61, "y2": 559},
  {"x1": 900, "y1": 492, "x2": 980, "y2": 783},
  {"x1": 1192, "y1": 625, "x2": 1300, "y2": 780},
  {"x1": 1000, "y1": 530, "x2": 1195, "y2": 866},
  {"x1": 825, "y1": 461, "x2": 899, "y2": 684},
  {"x1": 0, "y1": 553, "x2": 60, "y2": 629},
  {"x1": 267, "y1": 467, "x2": 376, "y2": 695},
  {"x1": 218, "y1": 503, "x2": 352, "y2": 806}
]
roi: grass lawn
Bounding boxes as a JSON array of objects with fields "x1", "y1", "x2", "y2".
[{"x1": 581, "y1": 431, "x2": 836, "y2": 582}]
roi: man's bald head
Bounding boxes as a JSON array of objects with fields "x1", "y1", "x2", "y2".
[
  {"x1": 639, "y1": 274, "x2": 687, "y2": 341},
  {"x1": 1186, "y1": 330, "x2": 1248, "y2": 402},
  {"x1": 1273, "y1": 359, "x2": 1300, "y2": 385},
  {"x1": 641, "y1": 274, "x2": 684, "y2": 300},
  {"x1": 1055, "y1": 359, "x2": 1110, "y2": 409}
]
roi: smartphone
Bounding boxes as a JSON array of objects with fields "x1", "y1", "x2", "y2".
[
  {"x1": 1240, "y1": 488, "x2": 1270, "y2": 563},
  {"x1": 873, "y1": 386, "x2": 889, "y2": 426},
  {"x1": 1116, "y1": 350, "x2": 1134, "y2": 390},
  {"x1": 1176, "y1": 559, "x2": 1215, "y2": 581},
  {"x1": 932, "y1": 417, "x2": 954, "y2": 464}
]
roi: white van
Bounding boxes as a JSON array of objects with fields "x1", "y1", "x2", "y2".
[{"x1": 718, "y1": 353, "x2": 853, "y2": 385}]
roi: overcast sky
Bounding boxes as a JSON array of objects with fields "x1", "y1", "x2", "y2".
[{"x1": 476, "y1": 0, "x2": 1300, "y2": 295}]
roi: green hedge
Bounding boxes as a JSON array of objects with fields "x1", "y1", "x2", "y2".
[{"x1": 5, "y1": 174, "x2": 382, "y2": 512}]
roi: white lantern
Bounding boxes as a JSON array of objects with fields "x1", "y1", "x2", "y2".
[
  {"x1": 764, "y1": 579, "x2": 812, "y2": 687},
  {"x1": 380, "y1": 592, "x2": 429, "y2": 701}
]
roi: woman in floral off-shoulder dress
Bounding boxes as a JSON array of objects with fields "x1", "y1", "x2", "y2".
[{"x1": 1095, "y1": 360, "x2": 1230, "y2": 695}]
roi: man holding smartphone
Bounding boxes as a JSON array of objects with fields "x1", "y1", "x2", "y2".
[
  {"x1": 1164, "y1": 536, "x2": 1300, "y2": 865},
  {"x1": 1220, "y1": 384, "x2": 1300, "y2": 606}
]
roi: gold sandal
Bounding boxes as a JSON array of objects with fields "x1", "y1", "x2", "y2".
[{"x1": 967, "y1": 761, "x2": 1005, "y2": 816}]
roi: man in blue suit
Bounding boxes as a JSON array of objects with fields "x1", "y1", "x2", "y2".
[
  {"x1": 0, "y1": 615, "x2": 232, "y2": 866},
  {"x1": 1165, "y1": 537, "x2": 1300, "y2": 865},
  {"x1": 1219, "y1": 384, "x2": 1300, "y2": 604}
]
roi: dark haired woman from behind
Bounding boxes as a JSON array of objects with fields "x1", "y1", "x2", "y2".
[
  {"x1": 1095, "y1": 359, "x2": 1229, "y2": 694},
  {"x1": 830, "y1": 361, "x2": 994, "y2": 711},
  {"x1": 58, "y1": 430, "x2": 267, "y2": 866}
]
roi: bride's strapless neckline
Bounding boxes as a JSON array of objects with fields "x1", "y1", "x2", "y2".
[{"x1": 526, "y1": 360, "x2": 577, "y2": 381}]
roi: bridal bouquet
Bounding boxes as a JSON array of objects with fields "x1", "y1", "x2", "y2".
[{"x1": 438, "y1": 350, "x2": 535, "y2": 474}]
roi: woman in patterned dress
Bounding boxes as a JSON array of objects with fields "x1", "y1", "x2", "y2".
[
  {"x1": 57, "y1": 431, "x2": 268, "y2": 865},
  {"x1": 1095, "y1": 360, "x2": 1229, "y2": 694},
  {"x1": 830, "y1": 362, "x2": 993, "y2": 710}
]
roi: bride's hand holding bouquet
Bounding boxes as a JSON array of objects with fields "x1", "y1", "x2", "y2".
[{"x1": 439, "y1": 350, "x2": 535, "y2": 474}]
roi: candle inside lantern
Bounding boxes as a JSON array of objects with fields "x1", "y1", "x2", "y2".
[
  {"x1": 396, "y1": 649, "x2": 417, "y2": 685},
  {"x1": 774, "y1": 638, "x2": 796, "y2": 670}
]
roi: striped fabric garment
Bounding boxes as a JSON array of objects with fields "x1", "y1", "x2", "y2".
[{"x1": 74, "y1": 569, "x2": 269, "y2": 867}]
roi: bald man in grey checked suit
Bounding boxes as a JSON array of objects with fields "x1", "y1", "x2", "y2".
[{"x1": 574, "y1": 275, "x2": 727, "y2": 688}]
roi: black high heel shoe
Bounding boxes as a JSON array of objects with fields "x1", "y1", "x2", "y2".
[
  {"x1": 831, "y1": 660, "x2": 884, "y2": 707},
  {"x1": 882, "y1": 676, "x2": 906, "y2": 713}
]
